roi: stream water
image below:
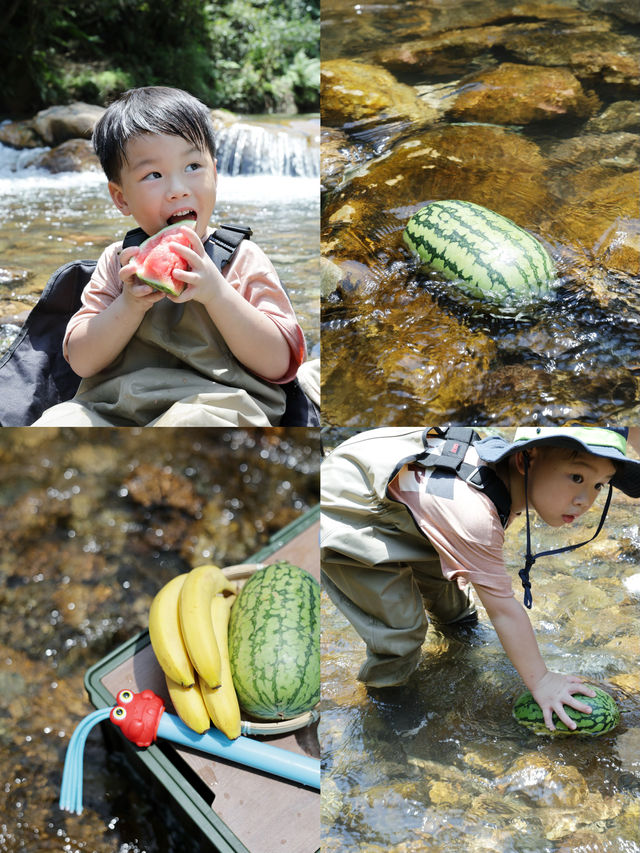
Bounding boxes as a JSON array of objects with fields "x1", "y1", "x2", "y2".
[
  {"x1": 321, "y1": 0, "x2": 640, "y2": 425},
  {"x1": 0, "y1": 116, "x2": 320, "y2": 358},
  {"x1": 0, "y1": 427, "x2": 321, "y2": 852},
  {"x1": 320, "y1": 428, "x2": 640, "y2": 852}
]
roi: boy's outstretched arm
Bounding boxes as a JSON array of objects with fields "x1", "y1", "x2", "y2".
[{"x1": 473, "y1": 585, "x2": 595, "y2": 731}]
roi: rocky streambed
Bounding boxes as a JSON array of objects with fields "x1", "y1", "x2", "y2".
[{"x1": 321, "y1": 0, "x2": 640, "y2": 425}]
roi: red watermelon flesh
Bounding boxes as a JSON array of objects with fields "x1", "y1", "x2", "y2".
[{"x1": 132, "y1": 221, "x2": 195, "y2": 296}]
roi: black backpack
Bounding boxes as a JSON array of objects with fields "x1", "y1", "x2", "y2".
[{"x1": 0, "y1": 225, "x2": 320, "y2": 427}]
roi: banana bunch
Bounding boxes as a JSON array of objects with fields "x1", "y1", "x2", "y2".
[{"x1": 148, "y1": 564, "x2": 242, "y2": 739}]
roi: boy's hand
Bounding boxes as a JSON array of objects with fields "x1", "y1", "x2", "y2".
[
  {"x1": 165, "y1": 230, "x2": 225, "y2": 306},
  {"x1": 530, "y1": 671, "x2": 597, "y2": 732},
  {"x1": 118, "y1": 246, "x2": 166, "y2": 311}
]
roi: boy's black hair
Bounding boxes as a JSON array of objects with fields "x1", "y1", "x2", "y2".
[{"x1": 92, "y1": 86, "x2": 217, "y2": 183}]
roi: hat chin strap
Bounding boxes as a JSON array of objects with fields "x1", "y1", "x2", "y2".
[{"x1": 519, "y1": 451, "x2": 613, "y2": 609}]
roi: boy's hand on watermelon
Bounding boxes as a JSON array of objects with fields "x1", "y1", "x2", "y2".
[
  {"x1": 530, "y1": 670, "x2": 596, "y2": 732},
  {"x1": 119, "y1": 246, "x2": 167, "y2": 311},
  {"x1": 163, "y1": 230, "x2": 225, "y2": 306}
]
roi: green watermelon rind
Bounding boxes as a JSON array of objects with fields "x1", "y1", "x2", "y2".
[
  {"x1": 133, "y1": 220, "x2": 196, "y2": 295},
  {"x1": 228, "y1": 561, "x2": 320, "y2": 721},
  {"x1": 403, "y1": 199, "x2": 555, "y2": 304},
  {"x1": 512, "y1": 685, "x2": 620, "y2": 736}
]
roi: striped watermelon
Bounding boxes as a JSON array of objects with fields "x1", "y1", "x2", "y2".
[
  {"x1": 132, "y1": 220, "x2": 195, "y2": 296},
  {"x1": 403, "y1": 200, "x2": 555, "y2": 304},
  {"x1": 513, "y1": 685, "x2": 620, "y2": 736},
  {"x1": 228, "y1": 561, "x2": 320, "y2": 721}
]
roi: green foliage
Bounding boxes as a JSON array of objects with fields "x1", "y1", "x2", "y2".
[{"x1": 0, "y1": 0, "x2": 320, "y2": 116}]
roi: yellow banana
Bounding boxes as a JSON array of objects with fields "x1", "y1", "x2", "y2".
[
  {"x1": 165, "y1": 674, "x2": 211, "y2": 734},
  {"x1": 148, "y1": 573, "x2": 195, "y2": 687},
  {"x1": 200, "y1": 594, "x2": 241, "y2": 740},
  {"x1": 179, "y1": 564, "x2": 237, "y2": 689}
]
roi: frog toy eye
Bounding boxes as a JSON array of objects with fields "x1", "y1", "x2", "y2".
[
  {"x1": 117, "y1": 689, "x2": 134, "y2": 704},
  {"x1": 112, "y1": 706, "x2": 127, "y2": 720}
]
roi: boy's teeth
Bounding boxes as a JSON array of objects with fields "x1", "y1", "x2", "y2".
[{"x1": 168, "y1": 211, "x2": 196, "y2": 224}]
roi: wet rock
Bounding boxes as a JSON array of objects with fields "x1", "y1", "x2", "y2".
[
  {"x1": 33, "y1": 139, "x2": 100, "y2": 173},
  {"x1": 586, "y1": 100, "x2": 640, "y2": 134},
  {"x1": 31, "y1": 102, "x2": 105, "y2": 146},
  {"x1": 462, "y1": 743, "x2": 514, "y2": 777},
  {"x1": 605, "y1": 634, "x2": 640, "y2": 658},
  {"x1": 321, "y1": 271, "x2": 497, "y2": 424},
  {"x1": 550, "y1": 133, "x2": 640, "y2": 173},
  {"x1": 0, "y1": 266, "x2": 32, "y2": 288},
  {"x1": 593, "y1": 218, "x2": 640, "y2": 277},
  {"x1": 374, "y1": 17, "x2": 608, "y2": 78},
  {"x1": 497, "y1": 754, "x2": 588, "y2": 808},
  {"x1": 0, "y1": 119, "x2": 42, "y2": 149},
  {"x1": 323, "y1": 124, "x2": 552, "y2": 265},
  {"x1": 543, "y1": 792, "x2": 622, "y2": 840},
  {"x1": 555, "y1": 828, "x2": 623, "y2": 852},
  {"x1": 51, "y1": 581, "x2": 112, "y2": 629},
  {"x1": 1, "y1": 488, "x2": 73, "y2": 547},
  {"x1": 548, "y1": 169, "x2": 640, "y2": 252},
  {"x1": 321, "y1": 127, "x2": 365, "y2": 193},
  {"x1": 447, "y1": 63, "x2": 600, "y2": 125},
  {"x1": 123, "y1": 464, "x2": 203, "y2": 516},
  {"x1": 142, "y1": 508, "x2": 194, "y2": 551},
  {"x1": 615, "y1": 728, "x2": 640, "y2": 776},
  {"x1": 321, "y1": 59, "x2": 438, "y2": 129},
  {"x1": 474, "y1": 363, "x2": 588, "y2": 423},
  {"x1": 506, "y1": 29, "x2": 640, "y2": 91},
  {"x1": 609, "y1": 672, "x2": 640, "y2": 694},
  {"x1": 580, "y1": 0, "x2": 640, "y2": 25}
]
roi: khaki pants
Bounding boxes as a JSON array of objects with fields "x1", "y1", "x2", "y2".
[{"x1": 322, "y1": 551, "x2": 475, "y2": 687}]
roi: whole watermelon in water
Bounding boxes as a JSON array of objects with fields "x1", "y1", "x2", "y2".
[
  {"x1": 228, "y1": 561, "x2": 320, "y2": 721},
  {"x1": 131, "y1": 221, "x2": 195, "y2": 296},
  {"x1": 403, "y1": 199, "x2": 555, "y2": 306},
  {"x1": 513, "y1": 685, "x2": 620, "y2": 736}
]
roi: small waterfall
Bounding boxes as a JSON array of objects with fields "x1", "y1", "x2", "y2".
[{"x1": 215, "y1": 121, "x2": 319, "y2": 178}]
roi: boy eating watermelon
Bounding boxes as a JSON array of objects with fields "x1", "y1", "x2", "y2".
[
  {"x1": 33, "y1": 86, "x2": 305, "y2": 426},
  {"x1": 321, "y1": 426, "x2": 640, "y2": 732}
]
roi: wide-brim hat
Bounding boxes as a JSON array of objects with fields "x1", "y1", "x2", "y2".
[{"x1": 475, "y1": 426, "x2": 640, "y2": 498}]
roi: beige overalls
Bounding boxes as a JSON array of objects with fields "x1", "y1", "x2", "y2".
[
  {"x1": 321, "y1": 428, "x2": 480, "y2": 687},
  {"x1": 33, "y1": 297, "x2": 285, "y2": 427}
]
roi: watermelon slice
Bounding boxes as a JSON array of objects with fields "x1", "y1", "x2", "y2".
[{"x1": 131, "y1": 221, "x2": 195, "y2": 296}]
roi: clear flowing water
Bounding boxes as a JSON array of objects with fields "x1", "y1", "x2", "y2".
[
  {"x1": 0, "y1": 427, "x2": 321, "y2": 852},
  {"x1": 0, "y1": 116, "x2": 320, "y2": 358},
  {"x1": 321, "y1": 428, "x2": 640, "y2": 852},
  {"x1": 321, "y1": 0, "x2": 640, "y2": 424}
]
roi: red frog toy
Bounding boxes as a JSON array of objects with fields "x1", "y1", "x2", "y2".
[{"x1": 109, "y1": 688, "x2": 165, "y2": 747}]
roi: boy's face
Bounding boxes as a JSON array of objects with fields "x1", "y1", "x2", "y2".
[
  {"x1": 107, "y1": 133, "x2": 217, "y2": 240},
  {"x1": 524, "y1": 448, "x2": 616, "y2": 527}
]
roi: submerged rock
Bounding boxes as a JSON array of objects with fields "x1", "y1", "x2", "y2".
[
  {"x1": 586, "y1": 100, "x2": 640, "y2": 133},
  {"x1": 33, "y1": 138, "x2": 100, "y2": 173},
  {"x1": 593, "y1": 218, "x2": 640, "y2": 277},
  {"x1": 323, "y1": 123, "x2": 551, "y2": 266},
  {"x1": 497, "y1": 754, "x2": 588, "y2": 808},
  {"x1": 321, "y1": 59, "x2": 438, "y2": 129},
  {"x1": 446, "y1": 63, "x2": 600, "y2": 125}
]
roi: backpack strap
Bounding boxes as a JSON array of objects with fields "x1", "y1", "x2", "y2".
[
  {"x1": 121, "y1": 224, "x2": 252, "y2": 272},
  {"x1": 209, "y1": 225, "x2": 253, "y2": 271},
  {"x1": 415, "y1": 427, "x2": 512, "y2": 527}
]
